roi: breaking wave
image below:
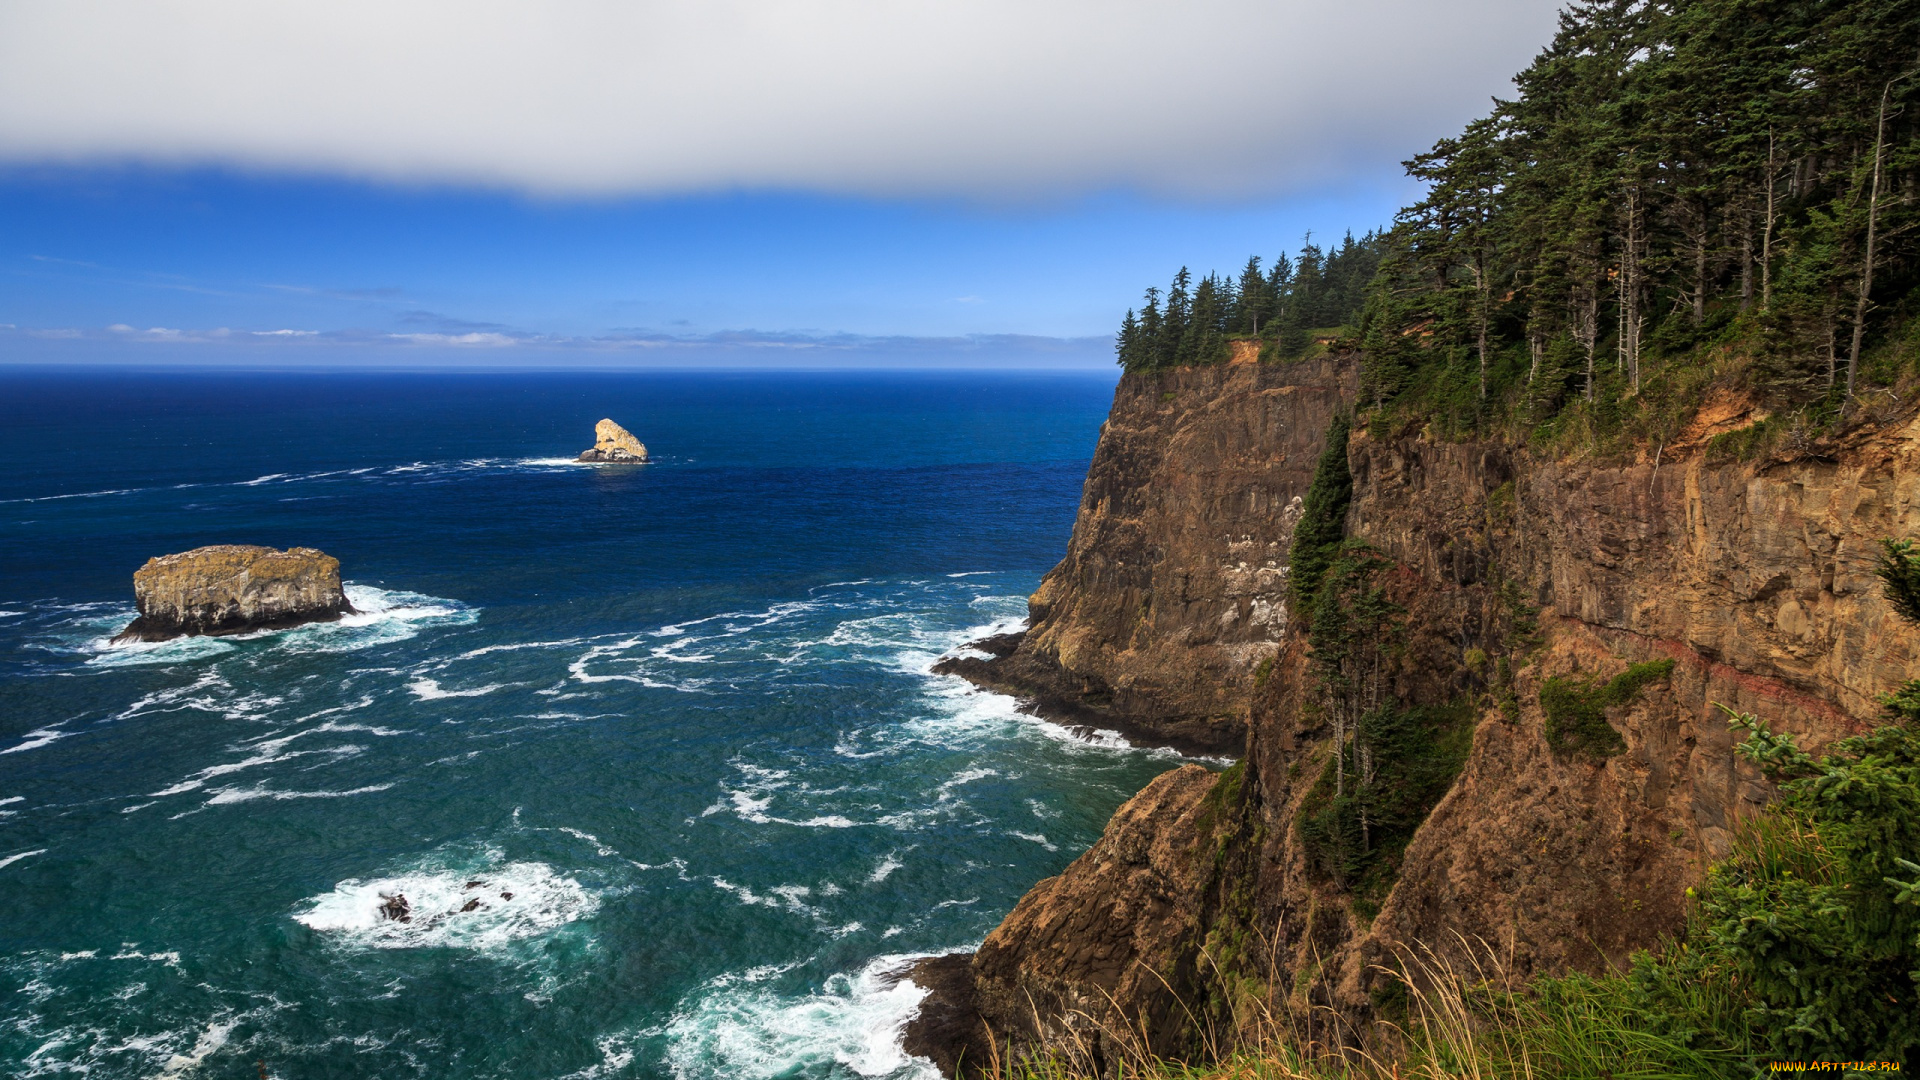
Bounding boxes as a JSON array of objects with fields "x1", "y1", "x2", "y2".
[
  {"x1": 294, "y1": 849, "x2": 599, "y2": 952},
  {"x1": 658, "y1": 954, "x2": 941, "y2": 1080}
]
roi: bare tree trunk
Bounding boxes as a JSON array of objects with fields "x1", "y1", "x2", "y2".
[
  {"x1": 1619, "y1": 181, "x2": 1643, "y2": 391},
  {"x1": 1740, "y1": 209, "x2": 1754, "y2": 314},
  {"x1": 1762, "y1": 130, "x2": 1777, "y2": 312},
  {"x1": 1573, "y1": 285, "x2": 1600, "y2": 402},
  {"x1": 1826, "y1": 305, "x2": 1838, "y2": 390},
  {"x1": 1692, "y1": 230, "x2": 1709, "y2": 326},
  {"x1": 1848, "y1": 80, "x2": 1896, "y2": 399},
  {"x1": 1472, "y1": 262, "x2": 1490, "y2": 402},
  {"x1": 1331, "y1": 688, "x2": 1345, "y2": 799}
]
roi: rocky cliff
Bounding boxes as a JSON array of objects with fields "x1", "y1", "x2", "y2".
[
  {"x1": 913, "y1": 366, "x2": 1920, "y2": 1073},
  {"x1": 113, "y1": 545, "x2": 353, "y2": 642},
  {"x1": 936, "y1": 347, "x2": 1356, "y2": 754}
]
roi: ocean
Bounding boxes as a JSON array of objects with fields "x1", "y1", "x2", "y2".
[{"x1": 0, "y1": 367, "x2": 1202, "y2": 1080}]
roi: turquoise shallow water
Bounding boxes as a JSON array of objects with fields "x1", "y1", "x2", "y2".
[{"x1": 0, "y1": 369, "x2": 1199, "y2": 1080}]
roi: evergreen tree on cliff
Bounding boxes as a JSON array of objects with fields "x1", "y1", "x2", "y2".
[{"x1": 1286, "y1": 413, "x2": 1352, "y2": 623}]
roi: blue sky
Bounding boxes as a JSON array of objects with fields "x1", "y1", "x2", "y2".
[{"x1": 0, "y1": 1, "x2": 1563, "y2": 368}]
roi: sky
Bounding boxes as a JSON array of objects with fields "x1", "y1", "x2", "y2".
[{"x1": 0, "y1": 0, "x2": 1565, "y2": 368}]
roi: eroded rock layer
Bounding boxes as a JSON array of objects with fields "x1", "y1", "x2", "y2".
[
  {"x1": 114, "y1": 544, "x2": 353, "y2": 642},
  {"x1": 913, "y1": 368, "x2": 1920, "y2": 1073},
  {"x1": 938, "y1": 351, "x2": 1357, "y2": 753}
]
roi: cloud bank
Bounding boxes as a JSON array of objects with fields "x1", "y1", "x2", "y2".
[{"x1": 0, "y1": 0, "x2": 1559, "y2": 198}]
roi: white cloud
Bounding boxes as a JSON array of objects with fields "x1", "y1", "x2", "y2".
[{"x1": 0, "y1": 0, "x2": 1558, "y2": 198}]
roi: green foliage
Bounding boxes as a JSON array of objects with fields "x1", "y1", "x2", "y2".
[
  {"x1": 1354, "y1": 0, "x2": 1920, "y2": 439},
  {"x1": 1877, "y1": 538, "x2": 1920, "y2": 628},
  {"x1": 1632, "y1": 711, "x2": 1920, "y2": 1064},
  {"x1": 1116, "y1": 235, "x2": 1385, "y2": 372},
  {"x1": 1285, "y1": 414, "x2": 1352, "y2": 623},
  {"x1": 1539, "y1": 658, "x2": 1675, "y2": 758},
  {"x1": 1295, "y1": 699, "x2": 1474, "y2": 905}
]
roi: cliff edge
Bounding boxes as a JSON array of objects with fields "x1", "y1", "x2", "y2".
[
  {"x1": 910, "y1": 368, "x2": 1920, "y2": 1072},
  {"x1": 935, "y1": 350, "x2": 1357, "y2": 754}
]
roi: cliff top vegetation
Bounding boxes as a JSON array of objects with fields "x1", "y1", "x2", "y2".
[{"x1": 1117, "y1": 0, "x2": 1920, "y2": 458}]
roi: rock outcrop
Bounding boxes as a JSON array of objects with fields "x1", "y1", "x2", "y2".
[
  {"x1": 935, "y1": 350, "x2": 1356, "y2": 753},
  {"x1": 913, "y1": 364, "x2": 1920, "y2": 1073},
  {"x1": 112, "y1": 545, "x2": 353, "y2": 643},
  {"x1": 577, "y1": 418, "x2": 649, "y2": 463}
]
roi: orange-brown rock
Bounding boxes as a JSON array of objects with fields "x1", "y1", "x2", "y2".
[
  {"x1": 913, "y1": 365, "x2": 1920, "y2": 1074},
  {"x1": 907, "y1": 765, "x2": 1239, "y2": 1075},
  {"x1": 577, "y1": 418, "x2": 649, "y2": 463},
  {"x1": 113, "y1": 545, "x2": 353, "y2": 642},
  {"x1": 935, "y1": 357, "x2": 1356, "y2": 753}
]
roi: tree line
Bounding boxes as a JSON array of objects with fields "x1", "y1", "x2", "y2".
[
  {"x1": 1119, "y1": 0, "x2": 1920, "y2": 436},
  {"x1": 1115, "y1": 233, "x2": 1382, "y2": 373}
]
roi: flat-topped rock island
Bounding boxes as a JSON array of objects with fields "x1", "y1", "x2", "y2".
[{"x1": 112, "y1": 544, "x2": 355, "y2": 643}]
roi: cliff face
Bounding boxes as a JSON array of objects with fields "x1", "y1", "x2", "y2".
[
  {"x1": 938, "y1": 349, "x2": 1356, "y2": 753},
  {"x1": 114, "y1": 545, "x2": 352, "y2": 642},
  {"x1": 914, "y1": 369, "x2": 1920, "y2": 1071}
]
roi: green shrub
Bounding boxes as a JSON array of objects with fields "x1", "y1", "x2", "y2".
[
  {"x1": 1631, "y1": 712, "x2": 1920, "y2": 1065},
  {"x1": 1539, "y1": 659, "x2": 1675, "y2": 758}
]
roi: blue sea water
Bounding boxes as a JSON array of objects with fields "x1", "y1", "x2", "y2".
[{"x1": 0, "y1": 367, "x2": 1200, "y2": 1080}]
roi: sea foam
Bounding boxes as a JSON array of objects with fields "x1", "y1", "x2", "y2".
[
  {"x1": 295, "y1": 852, "x2": 598, "y2": 951},
  {"x1": 659, "y1": 954, "x2": 940, "y2": 1080}
]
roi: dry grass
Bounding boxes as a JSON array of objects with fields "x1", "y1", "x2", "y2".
[{"x1": 970, "y1": 931, "x2": 1739, "y2": 1080}]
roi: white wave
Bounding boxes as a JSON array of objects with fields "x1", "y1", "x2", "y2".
[
  {"x1": 295, "y1": 854, "x2": 597, "y2": 951},
  {"x1": 85, "y1": 631, "x2": 237, "y2": 667},
  {"x1": 906, "y1": 676, "x2": 1134, "y2": 753},
  {"x1": 79, "y1": 585, "x2": 473, "y2": 667},
  {"x1": 0, "y1": 796, "x2": 22, "y2": 805},
  {"x1": 156, "y1": 1019, "x2": 236, "y2": 1079},
  {"x1": 559, "y1": 827, "x2": 616, "y2": 856},
  {"x1": 0, "y1": 486, "x2": 142, "y2": 504},
  {"x1": 660, "y1": 953, "x2": 940, "y2": 1080},
  {"x1": 0, "y1": 609, "x2": 24, "y2": 617},
  {"x1": 1008, "y1": 831, "x2": 1059, "y2": 852},
  {"x1": 408, "y1": 678, "x2": 510, "y2": 700},
  {"x1": 1, "y1": 725, "x2": 71, "y2": 755},
  {"x1": 867, "y1": 855, "x2": 904, "y2": 884},
  {"x1": 0, "y1": 848, "x2": 47, "y2": 869},
  {"x1": 239, "y1": 472, "x2": 288, "y2": 485},
  {"x1": 148, "y1": 742, "x2": 364, "y2": 798},
  {"x1": 205, "y1": 782, "x2": 392, "y2": 805}
]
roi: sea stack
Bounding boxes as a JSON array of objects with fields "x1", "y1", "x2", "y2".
[
  {"x1": 112, "y1": 545, "x2": 355, "y2": 643},
  {"x1": 577, "y1": 418, "x2": 649, "y2": 463}
]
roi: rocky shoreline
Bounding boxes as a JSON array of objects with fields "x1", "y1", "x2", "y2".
[
  {"x1": 902, "y1": 357, "x2": 1920, "y2": 1076},
  {"x1": 933, "y1": 632, "x2": 1242, "y2": 757}
]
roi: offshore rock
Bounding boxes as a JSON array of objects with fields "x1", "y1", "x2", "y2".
[
  {"x1": 935, "y1": 350, "x2": 1358, "y2": 753},
  {"x1": 112, "y1": 545, "x2": 353, "y2": 643},
  {"x1": 577, "y1": 418, "x2": 649, "y2": 463}
]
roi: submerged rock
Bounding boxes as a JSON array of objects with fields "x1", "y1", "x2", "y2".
[
  {"x1": 112, "y1": 544, "x2": 354, "y2": 643},
  {"x1": 577, "y1": 418, "x2": 649, "y2": 463}
]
